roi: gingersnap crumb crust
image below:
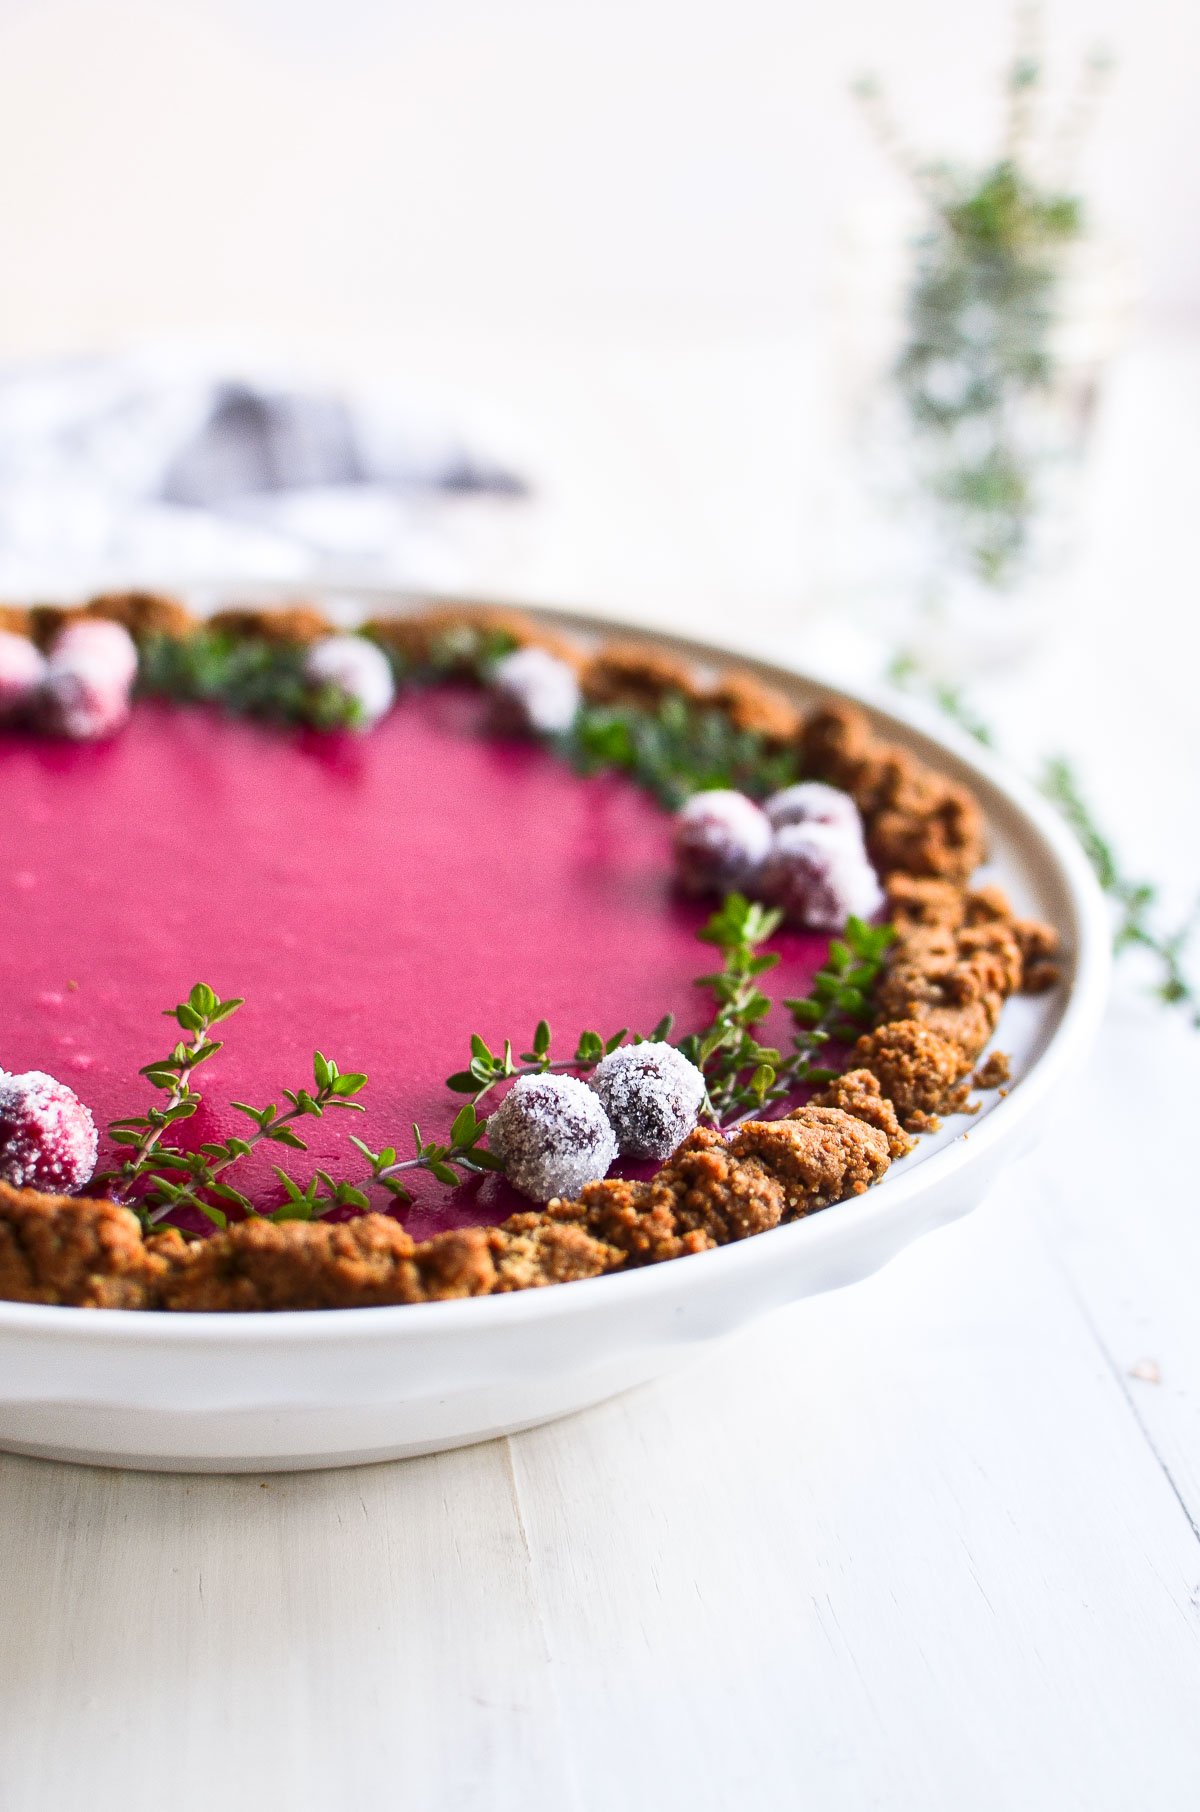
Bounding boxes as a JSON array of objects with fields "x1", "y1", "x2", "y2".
[{"x1": 0, "y1": 594, "x2": 1061, "y2": 1313}]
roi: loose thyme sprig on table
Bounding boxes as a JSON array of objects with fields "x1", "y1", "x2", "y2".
[
  {"x1": 888, "y1": 650, "x2": 1200, "y2": 1023},
  {"x1": 1039, "y1": 758, "x2": 1200, "y2": 1023},
  {"x1": 887, "y1": 650, "x2": 997, "y2": 748}
]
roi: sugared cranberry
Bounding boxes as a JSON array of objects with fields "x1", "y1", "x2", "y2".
[
  {"x1": 0, "y1": 630, "x2": 47, "y2": 722},
  {"x1": 38, "y1": 656, "x2": 132, "y2": 740},
  {"x1": 673, "y1": 790, "x2": 772, "y2": 896},
  {"x1": 488, "y1": 646, "x2": 581, "y2": 736},
  {"x1": 758, "y1": 822, "x2": 884, "y2": 931},
  {"x1": 51, "y1": 619, "x2": 139, "y2": 691},
  {"x1": 487, "y1": 1073, "x2": 618, "y2": 1203},
  {"x1": 764, "y1": 780, "x2": 864, "y2": 841},
  {"x1": 590, "y1": 1041, "x2": 707, "y2": 1160},
  {"x1": 304, "y1": 634, "x2": 396, "y2": 727},
  {"x1": 0, "y1": 1070, "x2": 98, "y2": 1193}
]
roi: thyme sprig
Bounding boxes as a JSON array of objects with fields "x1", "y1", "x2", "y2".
[
  {"x1": 889, "y1": 651, "x2": 1200, "y2": 1021},
  {"x1": 445, "y1": 896, "x2": 891, "y2": 1135},
  {"x1": 1039, "y1": 758, "x2": 1200, "y2": 1022},
  {"x1": 558, "y1": 693, "x2": 801, "y2": 809},
  {"x1": 347, "y1": 1102, "x2": 506, "y2": 1210},
  {"x1": 776, "y1": 918, "x2": 898, "y2": 1105},
  {"x1": 887, "y1": 650, "x2": 996, "y2": 747},
  {"x1": 382, "y1": 621, "x2": 803, "y2": 808},
  {"x1": 258, "y1": 1105, "x2": 511, "y2": 1221},
  {"x1": 385, "y1": 623, "x2": 523, "y2": 686},
  {"x1": 445, "y1": 1020, "x2": 672, "y2": 1106},
  {"x1": 676, "y1": 896, "x2": 894, "y2": 1125},
  {"x1": 137, "y1": 1049, "x2": 369, "y2": 1229},
  {"x1": 103, "y1": 992, "x2": 370, "y2": 1230},
  {"x1": 676, "y1": 894, "x2": 786, "y2": 1122},
  {"x1": 99, "y1": 983, "x2": 244, "y2": 1204},
  {"x1": 138, "y1": 630, "x2": 365, "y2": 730},
  {"x1": 855, "y1": 13, "x2": 1110, "y2": 589},
  {"x1": 102, "y1": 986, "x2": 511, "y2": 1225}
]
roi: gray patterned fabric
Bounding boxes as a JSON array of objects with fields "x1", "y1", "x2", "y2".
[{"x1": 0, "y1": 349, "x2": 527, "y2": 592}]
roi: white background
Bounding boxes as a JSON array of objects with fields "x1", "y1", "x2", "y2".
[
  {"x1": 0, "y1": 0, "x2": 1195, "y2": 348},
  {"x1": 0, "y1": 0, "x2": 1191, "y2": 620}
]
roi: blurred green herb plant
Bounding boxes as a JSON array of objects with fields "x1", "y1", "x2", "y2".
[{"x1": 856, "y1": 7, "x2": 1110, "y2": 588}]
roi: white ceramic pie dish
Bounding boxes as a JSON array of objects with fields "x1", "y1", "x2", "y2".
[{"x1": 0, "y1": 606, "x2": 1110, "y2": 1472}]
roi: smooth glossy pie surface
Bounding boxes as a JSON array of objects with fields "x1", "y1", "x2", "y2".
[{"x1": 1, "y1": 690, "x2": 828, "y2": 1233}]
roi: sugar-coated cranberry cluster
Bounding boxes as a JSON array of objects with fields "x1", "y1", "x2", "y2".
[
  {"x1": 673, "y1": 782, "x2": 884, "y2": 932},
  {"x1": 0, "y1": 620, "x2": 138, "y2": 740},
  {"x1": 486, "y1": 1041, "x2": 708, "y2": 1203}
]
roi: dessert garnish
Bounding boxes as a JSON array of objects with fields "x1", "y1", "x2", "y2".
[
  {"x1": 302, "y1": 633, "x2": 396, "y2": 728},
  {"x1": 673, "y1": 789, "x2": 773, "y2": 894},
  {"x1": 758, "y1": 822, "x2": 884, "y2": 931},
  {"x1": 486, "y1": 1074, "x2": 620, "y2": 1203},
  {"x1": 675, "y1": 896, "x2": 895, "y2": 1124},
  {"x1": 763, "y1": 780, "x2": 866, "y2": 835},
  {"x1": 676, "y1": 780, "x2": 883, "y2": 931},
  {"x1": 77, "y1": 899, "x2": 895, "y2": 1232},
  {"x1": 39, "y1": 618, "x2": 138, "y2": 740},
  {"x1": 51, "y1": 618, "x2": 139, "y2": 689},
  {"x1": 0, "y1": 629, "x2": 48, "y2": 721},
  {"x1": 0, "y1": 1070, "x2": 98, "y2": 1193},
  {"x1": 488, "y1": 645, "x2": 581, "y2": 736},
  {"x1": 589, "y1": 1042, "x2": 707, "y2": 1160}
]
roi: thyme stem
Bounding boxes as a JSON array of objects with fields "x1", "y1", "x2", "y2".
[
  {"x1": 109, "y1": 1020, "x2": 210, "y2": 1205},
  {"x1": 889, "y1": 651, "x2": 1200, "y2": 1023},
  {"x1": 144, "y1": 1096, "x2": 316, "y2": 1226}
]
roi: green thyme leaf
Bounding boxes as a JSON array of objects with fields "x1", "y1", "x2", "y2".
[{"x1": 330, "y1": 1072, "x2": 368, "y2": 1097}]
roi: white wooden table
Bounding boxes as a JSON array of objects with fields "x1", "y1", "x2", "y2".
[{"x1": 2, "y1": 329, "x2": 1199, "y2": 1811}]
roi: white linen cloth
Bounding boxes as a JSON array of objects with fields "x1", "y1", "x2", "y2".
[{"x1": 0, "y1": 348, "x2": 528, "y2": 596}]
